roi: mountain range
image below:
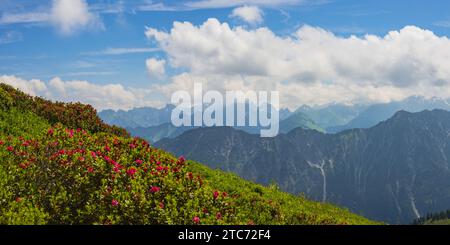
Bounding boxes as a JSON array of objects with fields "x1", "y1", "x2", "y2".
[
  {"x1": 101, "y1": 103, "x2": 323, "y2": 143},
  {"x1": 157, "y1": 109, "x2": 450, "y2": 224},
  {"x1": 99, "y1": 103, "x2": 293, "y2": 128},
  {"x1": 327, "y1": 96, "x2": 450, "y2": 133},
  {"x1": 100, "y1": 96, "x2": 450, "y2": 141},
  {"x1": 99, "y1": 105, "x2": 175, "y2": 128},
  {"x1": 126, "y1": 110, "x2": 323, "y2": 143},
  {"x1": 297, "y1": 103, "x2": 368, "y2": 129}
]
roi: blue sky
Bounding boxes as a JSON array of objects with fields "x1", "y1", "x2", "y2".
[{"x1": 1, "y1": 0, "x2": 450, "y2": 110}]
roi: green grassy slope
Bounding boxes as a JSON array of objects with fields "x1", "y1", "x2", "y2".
[{"x1": 0, "y1": 83, "x2": 378, "y2": 225}]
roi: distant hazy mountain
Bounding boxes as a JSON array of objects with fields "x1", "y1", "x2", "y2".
[
  {"x1": 157, "y1": 110, "x2": 450, "y2": 224},
  {"x1": 297, "y1": 103, "x2": 367, "y2": 129},
  {"x1": 112, "y1": 103, "x2": 298, "y2": 142},
  {"x1": 99, "y1": 103, "x2": 293, "y2": 130},
  {"x1": 128, "y1": 110, "x2": 320, "y2": 143},
  {"x1": 99, "y1": 105, "x2": 174, "y2": 128},
  {"x1": 126, "y1": 123, "x2": 196, "y2": 143},
  {"x1": 328, "y1": 96, "x2": 450, "y2": 133},
  {"x1": 279, "y1": 111, "x2": 324, "y2": 133},
  {"x1": 279, "y1": 108, "x2": 293, "y2": 121}
]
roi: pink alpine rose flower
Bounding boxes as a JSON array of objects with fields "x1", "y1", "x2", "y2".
[
  {"x1": 177, "y1": 156, "x2": 185, "y2": 165},
  {"x1": 149, "y1": 186, "x2": 161, "y2": 193},
  {"x1": 127, "y1": 167, "x2": 137, "y2": 177},
  {"x1": 213, "y1": 191, "x2": 220, "y2": 200},
  {"x1": 113, "y1": 165, "x2": 121, "y2": 173},
  {"x1": 111, "y1": 199, "x2": 119, "y2": 207},
  {"x1": 193, "y1": 216, "x2": 200, "y2": 224}
]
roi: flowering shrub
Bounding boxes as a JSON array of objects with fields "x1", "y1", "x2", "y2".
[{"x1": 0, "y1": 124, "x2": 237, "y2": 224}]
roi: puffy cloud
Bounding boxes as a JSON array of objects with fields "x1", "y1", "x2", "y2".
[
  {"x1": 146, "y1": 58, "x2": 166, "y2": 79},
  {"x1": 0, "y1": 0, "x2": 103, "y2": 35},
  {"x1": 230, "y1": 6, "x2": 263, "y2": 25},
  {"x1": 0, "y1": 75, "x2": 47, "y2": 96},
  {"x1": 145, "y1": 19, "x2": 450, "y2": 109},
  {"x1": 0, "y1": 75, "x2": 163, "y2": 110},
  {"x1": 51, "y1": 0, "x2": 103, "y2": 35},
  {"x1": 47, "y1": 77, "x2": 138, "y2": 109}
]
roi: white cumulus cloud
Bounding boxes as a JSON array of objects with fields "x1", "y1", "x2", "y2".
[
  {"x1": 230, "y1": 5, "x2": 263, "y2": 25},
  {"x1": 145, "y1": 19, "x2": 450, "y2": 109},
  {"x1": 51, "y1": 0, "x2": 103, "y2": 35},
  {"x1": 0, "y1": 75, "x2": 163, "y2": 110},
  {"x1": 146, "y1": 58, "x2": 166, "y2": 79},
  {"x1": 0, "y1": 0, "x2": 103, "y2": 35},
  {"x1": 0, "y1": 75, "x2": 47, "y2": 96}
]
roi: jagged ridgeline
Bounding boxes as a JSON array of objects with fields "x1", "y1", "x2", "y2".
[{"x1": 0, "y1": 83, "x2": 378, "y2": 225}]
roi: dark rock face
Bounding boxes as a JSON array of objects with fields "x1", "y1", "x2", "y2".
[{"x1": 157, "y1": 110, "x2": 450, "y2": 224}]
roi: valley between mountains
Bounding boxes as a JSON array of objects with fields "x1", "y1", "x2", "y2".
[{"x1": 156, "y1": 110, "x2": 450, "y2": 224}]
